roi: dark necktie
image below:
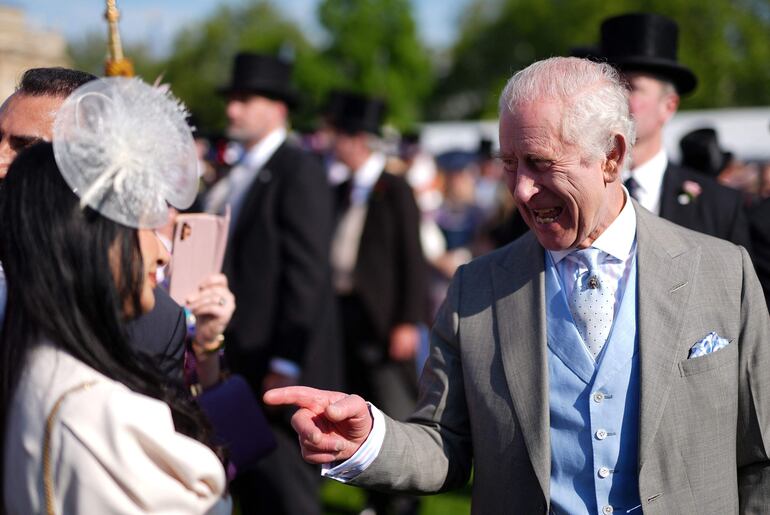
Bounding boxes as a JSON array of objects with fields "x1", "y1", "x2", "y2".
[
  {"x1": 624, "y1": 177, "x2": 640, "y2": 200},
  {"x1": 335, "y1": 179, "x2": 353, "y2": 218}
]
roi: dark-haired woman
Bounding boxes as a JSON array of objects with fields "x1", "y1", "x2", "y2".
[{"x1": 1, "y1": 78, "x2": 230, "y2": 514}]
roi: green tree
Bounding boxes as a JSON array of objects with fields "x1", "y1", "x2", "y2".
[
  {"x1": 160, "y1": 0, "x2": 328, "y2": 134},
  {"x1": 431, "y1": 0, "x2": 770, "y2": 120},
  {"x1": 317, "y1": 0, "x2": 434, "y2": 129}
]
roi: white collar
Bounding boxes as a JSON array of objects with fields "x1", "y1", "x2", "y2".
[
  {"x1": 241, "y1": 127, "x2": 287, "y2": 170},
  {"x1": 352, "y1": 152, "x2": 386, "y2": 190},
  {"x1": 627, "y1": 147, "x2": 667, "y2": 197},
  {"x1": 549, "y1": 188, "x2": 637, "y2": 264}
]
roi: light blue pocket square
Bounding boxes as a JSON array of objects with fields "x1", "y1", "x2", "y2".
[{"x1": 688, "y1": 331, "x2": 730, "y2": 359}]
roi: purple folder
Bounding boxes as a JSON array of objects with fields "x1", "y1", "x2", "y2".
[{"x1": 197, "y1": 374, "x2": 277, "y2": 473}]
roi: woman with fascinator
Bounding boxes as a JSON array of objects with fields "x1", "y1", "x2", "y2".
[{"x1": 0, "y1": 78, "x2": 230, "y2": 513}]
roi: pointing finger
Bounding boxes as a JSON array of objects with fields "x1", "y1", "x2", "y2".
[{"x1": 263, "y1": 386, "x2": 346, "y2": 413}]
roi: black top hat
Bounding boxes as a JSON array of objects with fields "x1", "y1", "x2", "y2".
[
  {"x1": 600, "y1": 13, "x2": 697, "y2": 95},
  {"x1": 218, "y1": 52, "x2": 299, "y2": 107},
  {"x1": 679, "y1": 127, "x2": 732, "y2": 177},
  {"x1": 324, "y1": 91, "x2": 386, "y2": 135}
]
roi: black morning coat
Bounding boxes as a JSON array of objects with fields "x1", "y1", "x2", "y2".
[
  {"x1": 659, "y1": 163, "x2": 752, "y2": 249},
  {"x1": 222, "y1": 141, "x2": 342, "y2": 392}
]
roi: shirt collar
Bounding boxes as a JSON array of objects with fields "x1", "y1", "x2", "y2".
[
  {"x1": 242, "y1": 127, "x2": 287, "y2": 170},
  {"x1": 549, "y1": 188, "x2": 637, "y2": 264},
  {"x1": 352, "y1": 151, "x2": 386, "y2": 190},
  {"x1": 626, "y1": 147, "x2": 667, "y2": 198}
]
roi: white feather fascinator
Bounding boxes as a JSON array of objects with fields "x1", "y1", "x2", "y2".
[{"x1": 52, "y1": 77, "x2": 198, "y2": 228}]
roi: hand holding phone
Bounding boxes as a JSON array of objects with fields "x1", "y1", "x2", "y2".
[{"x1": 168, "y1": 208, "x2": 230, "y2": 305}]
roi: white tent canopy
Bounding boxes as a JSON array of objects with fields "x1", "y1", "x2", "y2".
[{"x1": 419, "y1": 107, "x2": 770, "y2": 163}]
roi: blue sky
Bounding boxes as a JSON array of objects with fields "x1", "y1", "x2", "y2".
[{"x1": 10, "y1": 0, "x2": 470, "y2": 54}]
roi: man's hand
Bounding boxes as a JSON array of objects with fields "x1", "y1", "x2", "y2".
[
  {"x1": 263, "y1": 386, "x2": 373, "y2": 464},
  {"x1": 389, "y1": 323, "x2": 420, "y2": 361},
  {"x1": 185, "y1": 273, "x2": 235, "y2": 346}
]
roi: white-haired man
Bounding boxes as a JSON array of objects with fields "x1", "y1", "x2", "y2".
[{"x1": 265, "y1": 57, "x2": 770, "y2": 514}]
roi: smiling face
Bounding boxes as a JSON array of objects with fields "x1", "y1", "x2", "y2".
[{"x1": 499, "y1": 100, "x2": 624, "y2": 250}]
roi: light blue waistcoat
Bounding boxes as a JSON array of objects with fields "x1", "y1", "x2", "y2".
[{"x1": 546, "y1": 252, "x2": 641, "y2": 515}]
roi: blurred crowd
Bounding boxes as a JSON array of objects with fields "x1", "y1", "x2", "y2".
[{"x1": 194, "y1": 96, "x2": 770, "y2": 318}]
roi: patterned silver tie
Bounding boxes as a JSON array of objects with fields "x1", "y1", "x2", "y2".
[{"x1": 568, "y1": 248, "x2": 614, "y2": 359}]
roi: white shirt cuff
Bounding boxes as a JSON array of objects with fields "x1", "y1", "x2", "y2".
[
  {"x1": 269, "y1": 358, "x2": 301, "y2": 379},
  {"x1": 321, "y1": 403, "x2": 386, "y2": 482}
]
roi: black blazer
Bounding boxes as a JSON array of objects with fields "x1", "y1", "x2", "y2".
[
  {"x1": 659, "y1": 163, "x2": 752, "y2": 249},
  {"x1": 126, "y1": 287, "x2": 186, "y2": 382},
  {"x1": 749, "y1": 198, "x2": 770, "y2": 309},
  {"x1": 344, "y1": 171, "x2": 426, "y2": 343},
  {"x1": 223, "y1": 141, "x2": 340, "y2": 390}
]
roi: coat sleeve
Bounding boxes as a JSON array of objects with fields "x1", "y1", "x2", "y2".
[
  {"x1": 351, "y1": 266, "x2": 473, "y2": 493},
  {"x1": 393, "y1": 179, "x2": 427, "y2": 325},
  {"x1": 748, "y1": 201, "x2": 770, "y2": 308},
  {"x1": 727, "y1": 194, "x2": 753, "y2": 255},
  {"x1": 736, "y1": 246, "x2": 770, "y2": 513},
  {"x1": 54, "y1": 384, "x2": 230, "y2": 514},
  {"x1": 125, "y1": 287, "x2": 186, "y2": 382}
]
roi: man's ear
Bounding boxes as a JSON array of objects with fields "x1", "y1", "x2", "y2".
[
  {"x1": 660, "y1": 91, "x2": 679, "y2": 124},
  {"x1": 603, "y1": 134, "x2": 626, "y2": 183}
]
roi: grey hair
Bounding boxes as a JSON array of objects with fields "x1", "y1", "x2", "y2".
[{"x1": 499, "y1": 57, "x2": 636, "y2": 170}]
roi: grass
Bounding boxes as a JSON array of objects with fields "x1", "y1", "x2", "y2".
[{"x1": 321, "y1": 477, "x2": 472, "y2": 515}]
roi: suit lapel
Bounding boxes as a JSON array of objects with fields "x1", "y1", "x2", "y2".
[
  {"x1": 635, "y1": 205, "x2": 699, "y2": 468},
  {"x1": 492, "y1": 233, "x2": 551, "y2": 499},
  {"x1": 231, "y1": 143, "x2": 283, "y2": 244}
]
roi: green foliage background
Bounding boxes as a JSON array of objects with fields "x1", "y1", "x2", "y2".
[
  {"x1": 69, "y1": 0, "x2": 770, "y2": 133},
  {"x1": 434, "y1": 0, "x2": 770, "y2": 119}
]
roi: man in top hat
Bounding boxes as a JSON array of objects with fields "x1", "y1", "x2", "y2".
[
  {"x1": 208, "y1": 52, "x2": 340, "y2": 515},
  {"x1": 600, "y1": 13, "x2": 751, "y2": 247},
  {"x1": 326, "y1": 91, "x2": 426, "y2": 515}
]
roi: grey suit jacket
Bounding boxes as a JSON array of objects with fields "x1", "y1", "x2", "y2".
[{"x1": 352, "y1": 204, "x2": 770, "y2": 514}]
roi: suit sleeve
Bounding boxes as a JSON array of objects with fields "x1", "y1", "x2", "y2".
[
  {"x1": 125, "y1": 287, "x2": 186, "y2": 382},
  {"x1": 748, "y1": 202, "x2": 770, "y2": 307},
  {"x1": 274, "y1": 155, "x2": 334, "y2": 365},
  {"x1": 736, "y1": 246, "x2": 770, "y2": 513},
  {"x1": 728, "y1": 196, "x2": 753, "y2": 255},
  {"x1": 351, "y1": 266, "x2": 472, "y2": 493},
  {"x1": 393, "y1": 180, "x2": 427, "y2": 325}
]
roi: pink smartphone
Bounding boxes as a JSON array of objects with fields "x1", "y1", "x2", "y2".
[{"x1": 168, "y1": 209, "x2": 230, "y2": 305}]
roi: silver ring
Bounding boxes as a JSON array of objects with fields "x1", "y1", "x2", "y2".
[{"x1": 218, "y1": 297, "x2": 226, "y2": 306}]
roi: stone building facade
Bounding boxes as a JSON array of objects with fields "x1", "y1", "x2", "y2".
[{"x1": 0, "y1": 4, "x2": 70, "y2": 100}]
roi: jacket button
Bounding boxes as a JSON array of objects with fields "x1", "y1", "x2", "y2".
[
  {"x1": 595, "y1": 429, "x2": 608, "y2": 440},
  {"x1": 602, "y1": 505, "x2": 613, "y2": 514},
  {"x1": 598, "y1": 466, "x2": 610, "y2": 478},
  {"x1": 593, "y1": 391, "x2": 605, "y2": 403}
]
